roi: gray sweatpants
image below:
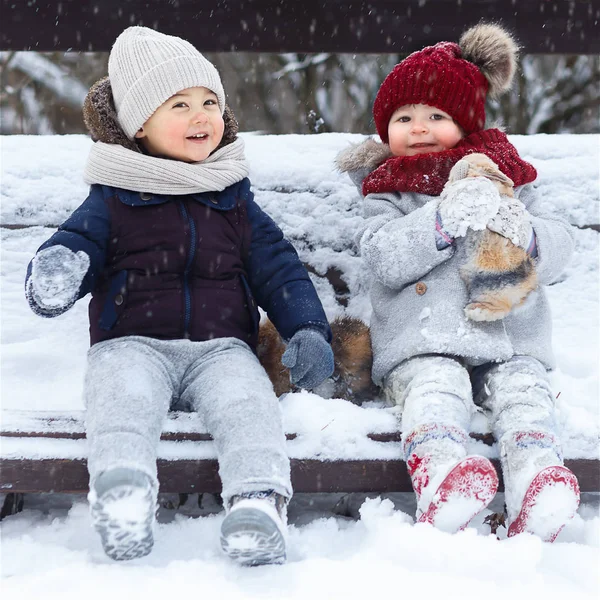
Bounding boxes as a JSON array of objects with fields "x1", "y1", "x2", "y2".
[{"x1": 84, "y1": 336, "x2": 292, "y2": 504}]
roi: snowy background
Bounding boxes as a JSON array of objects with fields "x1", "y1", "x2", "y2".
[{"x1": 1, "y1": 132, "x2": 599, "y2": 598}]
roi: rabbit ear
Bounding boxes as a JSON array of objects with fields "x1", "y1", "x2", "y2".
[
  {"x1": 485, "y1": 169, "x2": 514, "y2": 189},
  {"x1": 447, "y1": 159, "x2": 471, "y2": 183},
  {"x1": 457, "y1": 153, "x2": 515, "y2": 192},
  {"x1": 459, "y1": 23, "x2": 519, "y2": 98}
]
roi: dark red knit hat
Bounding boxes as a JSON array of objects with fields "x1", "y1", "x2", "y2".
[
  {"x1": 374, "y1": 42, "x2": 488, "y2": 142},
  {"x1": 373, "y1": 24, "x2": 519, "y2": 143}
]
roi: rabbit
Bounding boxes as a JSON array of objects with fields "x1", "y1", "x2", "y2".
[{"x1": 451, "y1": 153, "x2": 538, "y2": 322}]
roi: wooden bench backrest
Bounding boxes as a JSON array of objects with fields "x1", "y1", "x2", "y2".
[{"x1": 2, "y1": 0, "x2": 598, "y2": 54}]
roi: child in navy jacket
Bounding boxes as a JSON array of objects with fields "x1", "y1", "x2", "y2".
[{"x1": 25, "y1": 26, "x2": 333, "y2": 565}]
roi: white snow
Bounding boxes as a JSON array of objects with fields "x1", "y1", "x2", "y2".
[
  {"x1": 524, "y1": 481, "x2": 582, "y2": 541},
  {"x1": 439, "y1": 176, "x2": 502, "y2": 237},
  {"x1": 1, "y1": 494, "x2": 599, "y2": 598},
  {"x1": 1, "y1": 132, "x2": 599, "y2": 596},
  {"x1": 95, "y1": 487, "x2": 153, "y2": 524},
  {"x1": 431, "y1": 495, "x2": 484, "y2": 533}
]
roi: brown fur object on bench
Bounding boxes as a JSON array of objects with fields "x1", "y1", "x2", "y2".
[{"x1": 257, "y1": 316, "x2": 378, "y2": 404}]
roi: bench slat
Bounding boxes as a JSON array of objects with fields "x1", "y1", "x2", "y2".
[
  {"x1": 1, "y1": 430, "x2": 503, "y2": 445},
  {"x1": 1, "y1": 457, "x2": 598, "y2": 494},
  {"x1": 2, "y1": 0, "x2": 597, "y2": 54},
  {"x1": 2, "y1": 411, "x2": 597, "y2": 493},
  {"x1": 0, "y1": 411, "x2": 498, "y2": 445}
]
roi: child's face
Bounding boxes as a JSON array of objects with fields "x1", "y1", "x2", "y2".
[
  {"x1": 387, "y1": 104, "x2": 463, "y2": 157},
  {"x1": 135, "y1": 86, "x2": 225, "y2": 163}
]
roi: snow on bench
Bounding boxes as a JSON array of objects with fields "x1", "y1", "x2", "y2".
[{"x1": 1, "y1": 133, "x2": 599, "y2": 496}]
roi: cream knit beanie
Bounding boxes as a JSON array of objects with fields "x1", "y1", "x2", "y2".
[{"x1": 108, "y1": 26, "x2": 226, "y2": 140}]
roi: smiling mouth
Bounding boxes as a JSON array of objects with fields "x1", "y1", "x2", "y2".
[
  {"x1": 187, "y1": 133, "x2": 209, "y2": 140},
  {"x1": 410, "y1": 143, "x2": 435, "y2": 148}
]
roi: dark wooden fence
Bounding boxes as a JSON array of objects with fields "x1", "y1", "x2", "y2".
[{"x1": 2, "y1": 0, "x2": 598, "y2": 54}]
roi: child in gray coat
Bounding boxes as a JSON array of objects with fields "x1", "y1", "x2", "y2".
[
  {"x1": 25, "y1": 27, "x2": 334, "y2": 564},
  {"x1": 338, "y1": 23, "x2": 579, "y2": 541}
]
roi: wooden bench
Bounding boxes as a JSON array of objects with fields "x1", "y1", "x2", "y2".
[
  {"x1": 2, "y1": 409, "x2": 599, "y2": 520},
  {"x1": 1, "y1": 1, "x2": 599, "y2": 520},
  {"x1": 2, "y1": 138, "x2": 598, "y2": 516}
]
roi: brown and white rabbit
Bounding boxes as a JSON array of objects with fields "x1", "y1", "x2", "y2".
[{"x1": 451, "y1": 153, "x2": 537, "y2": 322}]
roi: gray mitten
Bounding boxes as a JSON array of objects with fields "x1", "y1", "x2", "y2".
[
  {"x1": 438, "y1": 176, "x2": 502, "y2": 239},
  {"x1": 487, "y1": 196, "x2": 533, "y2": 249},
  {"x1": 281, "y1": 328, "x2": 334, "y2": 389},
  {"x1": 27, "y1": 245, "x2": 89, "y2": 314}
]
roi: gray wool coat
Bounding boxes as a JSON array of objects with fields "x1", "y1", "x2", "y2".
[{"x1": 338, "y1": 140, "x2": 574, "y2": 385}]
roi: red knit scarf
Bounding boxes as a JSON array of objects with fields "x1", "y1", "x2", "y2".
[{"x1": 362, "y1": 129, "x2": 537, "y2": 197}]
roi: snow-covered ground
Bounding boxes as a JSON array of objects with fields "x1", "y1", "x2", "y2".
[{"x1": 1, "y1": 133, "x2": 599, "y2": 598}]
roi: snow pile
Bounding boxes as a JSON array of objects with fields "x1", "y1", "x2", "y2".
[
  {"x1": 1, "y1": 494, "x2": 599, "y2": 599},
  {"x1": 0, "y1": 132, "x2": 599, "y2": 597},
  {"x1": 1, "y1": 132, "x2": 598, "y2": 460}
]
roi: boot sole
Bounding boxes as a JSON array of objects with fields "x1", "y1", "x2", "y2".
[
  {"x1": 91, "y1": 485, "x2": 155, "y2": 561},
  {"x1": 220, "y1": 507, "x2": 286, "y2": 566},
  {"x1": 507, "y1": 465, "x2": 580, "y2": 542},
  {"x1": 418, "y1": 456, "x2": 499, "y2": 533}
]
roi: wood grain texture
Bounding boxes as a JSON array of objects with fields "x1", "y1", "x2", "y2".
[{"x1": 2, "y1": 1, "x2": 597, "y2": 53}]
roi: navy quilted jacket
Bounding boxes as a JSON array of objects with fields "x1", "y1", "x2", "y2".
[{"x1": 26, "y1": 177, "x2": 331, "y2": 349}]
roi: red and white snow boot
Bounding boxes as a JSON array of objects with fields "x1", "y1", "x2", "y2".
[
  {"x1": 417, "y1": 455, "x2": 499, "y2": 533},
  {"x1": 404, "y1": 424, "x2": 498, "y2": 533},
  {"x1": 507, "y1": 465, "x2": 580, "y2": 542},
  {"x1": 500, "y1": 431, "x2": 580, "y2": 542}
]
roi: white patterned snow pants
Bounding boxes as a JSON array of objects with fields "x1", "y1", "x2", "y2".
[{"x1": 385, "y1": 354, "x2": 563, "y2": 518}]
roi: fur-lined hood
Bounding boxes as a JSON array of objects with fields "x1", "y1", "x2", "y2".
[
  {"x1": 82, "y1": 76, "x2": 239, "y2": 154},
  {"x1": 336, "y1": 138, "x2": 393, "y2": 176}
]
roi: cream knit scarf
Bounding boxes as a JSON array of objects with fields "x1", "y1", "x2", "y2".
[{"x1": 84, "y1": 137, "x2": 249, "y2": 195}]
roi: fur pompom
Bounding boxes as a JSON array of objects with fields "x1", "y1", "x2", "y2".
[{"x1": 459, "y1": 23, "x2": 519, "y2": 98}]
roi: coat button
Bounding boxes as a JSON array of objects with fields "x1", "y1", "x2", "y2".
[
  {"x1": 114, "y1": 294, "x2": 124, "y2": 306},
  {"x1": 140, "y1": 192, "x2": 152, "y2": 201},
  {"x1": 415, "y1": 282, "x2": 427, "y2": 295}
]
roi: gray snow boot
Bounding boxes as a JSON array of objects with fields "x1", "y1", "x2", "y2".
[
  {"x1": 220, "y1": 489, "x2": 288, "y2": 566},
  {"x1": 89, "y1": 467, "x2": 157, "y2": 561}
]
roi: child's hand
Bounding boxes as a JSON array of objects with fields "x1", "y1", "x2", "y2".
[
  {"x1": 438, "y1": 177, "x2": 502, "y2": 239},
  {"x1": 487, "y1": 196, "x2": 534, "y2": 249},
  {"x1": 281, "y1": 328, "x2": 334, "y2": 390},
  {"x1": 28, "y1": 245, "x2": 89, "y2": 311}
]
